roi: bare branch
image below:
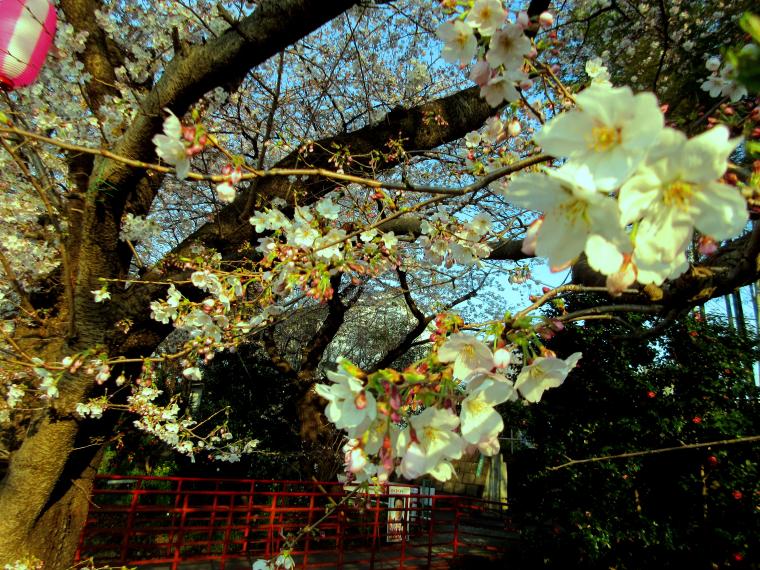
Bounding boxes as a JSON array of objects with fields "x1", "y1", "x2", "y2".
[{"x1": 548, "y1": 435, "x2": 760, "y2": 471}]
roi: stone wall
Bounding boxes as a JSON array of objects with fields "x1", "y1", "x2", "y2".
[{"x1": 434, "y1": 451, "x2": 491, "y2": 497}]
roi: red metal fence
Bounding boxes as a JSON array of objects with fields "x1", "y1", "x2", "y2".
[{"x1": 75, "y1": 475, "x2": 517, "y2": 569}]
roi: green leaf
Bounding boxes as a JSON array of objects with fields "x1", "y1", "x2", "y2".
[
  {"x1": 739, "y1": 13, "x2": 760, "y2": 43},
  {"x1": 746, "y1": 140, "x2": 760, "y2": 158}
]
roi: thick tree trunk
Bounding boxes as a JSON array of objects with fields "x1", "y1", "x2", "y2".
[{"x1": 0, "y1": 416, "x2": 103, "y2": 568}]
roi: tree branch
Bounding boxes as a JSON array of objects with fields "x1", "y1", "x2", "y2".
[
  {"x1": 547, "y1": 435, "x2": 760, "y2": 471},
  {"x1": 369, "y1": 280, "x2": 479, "y2": 372},
  {"x1": 297, "y1": 276, "x2": 363, "y2": 380}
]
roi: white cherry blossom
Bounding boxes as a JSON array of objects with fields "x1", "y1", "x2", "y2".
[
  {"x1": 314, "y1": 366, "x2": 376, "y2": 437},
  {"x1": 460, "y1": 378, "x2": 516, "y2": 452},
  {"x1": 396, "y1": 407, "x2": 465, "y2": 481},
  {"x1": 619, "y1": 126, "x2": 748, "y2": 272},
  {"x1": 152, "y1": 110, "x2": 190, "y2": 179},
  {"x1": 316, "y1": 198, "x2": 341, "y2": 220},
  {"x1": 486, "y1": 24, "x2": 531, "y2": 69},
  {"x1": 480, "y1": 71, "x2": 521, "y2": 107},
  {"x1": 465, "y1": 0, "x2": 507, "y2": 37},
  {"x1": 216, "y1": 181, "x2": 236, "y2": 203},
  {"x1": 437, "y1": 333, "x2": 494, "y2": 380},
  {"x1": 91, "y1": 289, "x2": 111, "y2": 303},
  {"x1": 436, "y1": 20, "x2": 477, "y2": 65},
  {"x1": 534, "y1": 84, "x2": 664, "y2": 191},
  {"x1": 514, "y1": 352, "x2": 582, "y2": 403},
  {"x1": 505, "y1": 163, "x2": 626, "y2": 272}
]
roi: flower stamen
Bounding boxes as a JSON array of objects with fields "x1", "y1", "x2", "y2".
[
  {"x1": 663, "y1": 180, "x2": 693, "y2": 211},
  {"x1": 589, "y1": 125, "x2": 622, "y2": 152}
]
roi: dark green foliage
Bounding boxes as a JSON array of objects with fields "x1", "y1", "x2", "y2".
[
  {"x1": 184, "y1": 344, "x2": 341, "y2": 480},
  {"x1": 507, "y1": 305, "x2": 760, "y2": 569},
  {"x1": 101, "y1": 344, "x2": 343, "y2": 480}
]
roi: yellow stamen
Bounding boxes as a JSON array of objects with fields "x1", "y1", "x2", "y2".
[
  {"x1": 663, "y1": 180, "x2": 693, "y2": 211},
  {"x1": 466, "y1": 398, "x2": 488, "y2": 416},
  {"x1": 423, "y1": 426, "x2": 438, "y2": 442},
  {"x1": 560, "y1": 199, "x2": 590, "y2": 225},
  {"x1": 589, "y1": 125, "x2": 622, "y2": 152}
]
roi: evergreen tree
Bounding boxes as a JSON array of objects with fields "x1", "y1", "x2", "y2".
[{"x1": 508, "y1": 306, "x2": 760, "y2": 568}]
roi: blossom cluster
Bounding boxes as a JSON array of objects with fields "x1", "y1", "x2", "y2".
[
  {"x1": 119, "y1": 213, "x2": 162, "y2": 243},
  {"x1": 419, "y1": 207, "x2": 493, "y2": 267},
  {"x1": 248, "y1": 199, "x2": 398, "y2": 302},
  {"x1": 701, "y1": 55, "x2": 749, "y2": 103},
  {"x1": 128, "y1": 381, "x2": 258, "y2": 463},
  {"x1": 495, "y1": 83, "x2": 748, "y2": 292},
  {"x1": 436, "y1": 0, "x2": 536, "y2": 108},
  {"x1": 316, "y1": 321, "x2": 581, "y2": 483}
]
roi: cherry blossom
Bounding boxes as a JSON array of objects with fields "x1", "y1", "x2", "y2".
[
  {"x1": 514, "y1": 352, "x2": 582, "y2": 403},
  {"x1": 314, "y1": 365, "x2": 377, "y2": 437},
  {"x1": 535, "y1": 84, "x2": 664, "y2": 191},
  {"x1": 215, "y1": 181, "x2": 236, "y2": 203},
  {"x1": 465, "y1": 0, "x2": 507, "y2": 37},
  {"x1": 396, "y1": 407, "x2": 465, "y2": 481},
  {"x1": 504, "y1": 163, "x2": 626, "y2": 272},
  {"x1": 152, "y1": 110, "x2": 190, "y2": 180},
  {"x1": 91, "y1": 289, "x2": 111, "y2": 303},
  {"x1": 437, "y1": 333, "x2": 494, "y2": 380},
  {"x1": 480, "y1": 71, "x2": 522, "y2": 107},
  {"x1": 619, "y1": 126, "x2": 748, "y2": 270},
  {"x1": 460, "y1": 377, "x2": 516, "y2": 452},
  {"x1": 486, "y1": 24, "x2": 531, "y2": 69},
  {"x1": 315, "y1": 197, "x2": 341, "y2": 220},
  {"x1": 436, "y1": 20, "x2": 477, "y2": 65}
]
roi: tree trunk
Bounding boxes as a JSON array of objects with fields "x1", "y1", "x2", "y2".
[{"x1": 0, "y1": 416, "x2": 103, "y2": 568}]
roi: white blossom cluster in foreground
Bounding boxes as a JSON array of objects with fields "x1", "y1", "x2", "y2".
[
  {"x1": 316, "y1": 327, "x2": 581, "y2": 483},
  {"x1": 498, "y1": 84, "x2": 748, "y2": 293}
]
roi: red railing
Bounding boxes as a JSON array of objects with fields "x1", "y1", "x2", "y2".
[{"x1": 75, "y1": 475, "x2": 517, "y2": 569}]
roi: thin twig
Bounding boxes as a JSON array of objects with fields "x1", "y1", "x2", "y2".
[
  {"x1": 547, "y1": 435, "x2": 760, "y2": 471},
  {"x1": 0, "y1": 125, "x2": 549, "y2": 196}
]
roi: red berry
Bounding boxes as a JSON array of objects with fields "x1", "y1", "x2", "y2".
[
  {"x1": 707, "y1": 455, "x2": 718, "y2": 467},
  {"x1": 692, "y1": 416, "x2": 702, "y2": 424},
  {"x1": 732, "y1": 490, "x2": 743, "y2": 500},
  {"x1": 647, "y1": 390, "x2": 656, "y2": 399}
]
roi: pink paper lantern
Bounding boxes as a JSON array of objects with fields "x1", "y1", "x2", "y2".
[{"x1": 0, "y1": 0, "x2": 57, "y2": 90}]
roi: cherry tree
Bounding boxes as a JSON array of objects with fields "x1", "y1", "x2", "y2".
[{"x1": 0, "y1": 0, "x2": 757, "y2": 566}]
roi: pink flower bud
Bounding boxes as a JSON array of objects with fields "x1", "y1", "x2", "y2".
[
  {"x1": 493, "y1": 348, "x2": 512, "y2": 368},
  {"x1": 519, "y1": 77, "x2": 534, "y2": 90},
  {"x1": 698, "y1": 236, "x2": 718, "y2": 256},
  {"x1": 526, "y1": 46, "x2": 538, "y2": 60},
  {"x1": 389, "y1": 386, "x2": 401, "y2": 410},
  {"x1": 539, "y1": 12, "x2": 554, "y2": 28}
]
